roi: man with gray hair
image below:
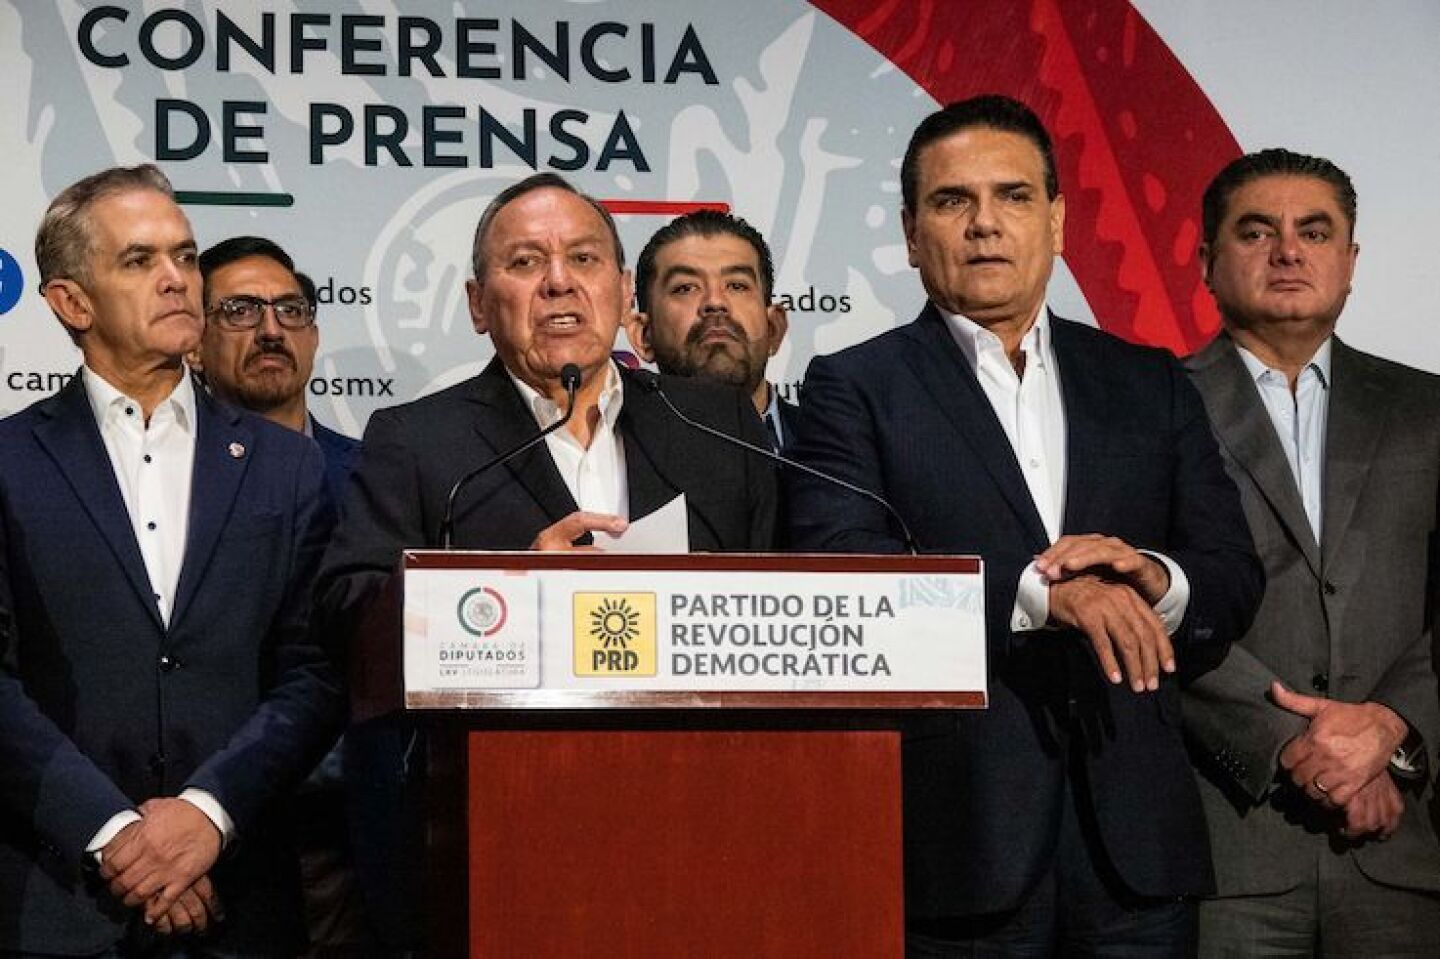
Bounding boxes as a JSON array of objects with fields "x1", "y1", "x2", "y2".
[
  {"x1": 0, "y1": 164, "x2": 340, "y2": 954},
  {"x1": 317, "y1": 171, "x2": 775, "y2": 950}
]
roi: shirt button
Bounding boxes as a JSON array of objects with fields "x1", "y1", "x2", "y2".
[
  {"x1": 146, "y1": 521, "x2": 157, "y2": 531},
  {"x1": 1028, "y1": 458, "x2": 1040, "y2": 469},
  {"x1": 1311, "y1": 672, "x2": 1330, "y2": 694},
  {"x1": 143, "y1": 454, "x2": 153, "y2": 464},
  {"x1": 124, "y1": 406, "x2": 135, "y2": 416}
]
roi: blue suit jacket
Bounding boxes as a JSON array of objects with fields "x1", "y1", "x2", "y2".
[
  {"x1": 312, "y1": 416, "x2": 361, "y2": 510},
  {"x1": 786, "y1": 306, "x2": 1262, "y2": 919},
  {"x1": 0, "y1": 374, "x2": 341, "y2": 954}
]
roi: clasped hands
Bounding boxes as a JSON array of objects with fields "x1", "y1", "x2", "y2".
[
  {"x1": 1038, "y1": 533, "x2": 1175, "y2": 694},
  {"x1": 1271, "y1": 683, "x2": 1409, "y2": 843},
  {"x1": 99, "y1": 797, "x2": 224, "y2": 936}
]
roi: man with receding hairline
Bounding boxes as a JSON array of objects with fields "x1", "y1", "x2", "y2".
[
  {"x1": 316, "y1": 171, "x2": 775, "y2": 952},
  {"x1": 0, "y1": 164, "x2": 339, "y2": 955}
]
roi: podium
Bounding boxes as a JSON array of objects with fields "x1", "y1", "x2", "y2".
[{"x1": 354, "y1": 552, "x2": 986, "y2": 957}]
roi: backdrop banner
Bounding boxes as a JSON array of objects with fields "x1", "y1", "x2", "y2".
[{"x1": 3, "y1": 1, "x2": 1437, "y2": 428}]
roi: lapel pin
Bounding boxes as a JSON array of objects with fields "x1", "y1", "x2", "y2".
[{"x1": 228, "y1": 442, "x2": 246, "y2": 459}]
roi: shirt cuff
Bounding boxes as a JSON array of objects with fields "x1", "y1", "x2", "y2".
[
  {"x1": 1140, "y1": 550, "x2": 1190, "y2": 636},
  {"x1": 1011, "y1": 562, "x2": 1051, "y2": 632},
  {"x1": 88, "y1": 809, "x2": 142, "y2": 863},
  {"x1": 179, "y1": 788, "x2": 235, "y2": 849}
]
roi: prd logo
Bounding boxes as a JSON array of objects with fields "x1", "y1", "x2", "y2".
[
  {"x1": 456, "y1": 587, "x2": 508, "y2": 638},
  {"x1": 573, "y1": 593, "x2": 656, "y2": 677}
]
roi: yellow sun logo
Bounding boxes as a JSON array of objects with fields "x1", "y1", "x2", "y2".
[{"x1": 589, "y1": 597, "x2": 640, "y2": 648}]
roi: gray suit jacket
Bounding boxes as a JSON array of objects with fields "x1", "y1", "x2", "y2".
[{"x1": 1184, "y1": 332, "x2": 1440, "y2": 896}]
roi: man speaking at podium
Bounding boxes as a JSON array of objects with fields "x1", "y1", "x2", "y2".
[
  {"x1": 786, "y1": 96, "x2": 1262, "y2": 955},
  {"x1": 317, "y1": 172, "x2": 775, "y2": 951}
]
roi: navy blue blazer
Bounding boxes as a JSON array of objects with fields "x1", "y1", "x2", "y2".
[
  {"x1": 0, "y1": 374, "x2": 342, "y2": 954},
  {"x1": 786, "y1": 306, "x2": 1261, "y2": 919},
  {"x1": 312, "y1": 416, "x2": 361, "y2": 510}
]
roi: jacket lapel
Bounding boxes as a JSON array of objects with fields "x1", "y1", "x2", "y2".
[
  {"x1": 32, "y1": 374, "x2": 163, "y2": 627},
  {"x1": 1321, "y1": 338, "x2": 1386, "y2": 571},
  {"x1": 469, "y1": 357, "x2": 578, "y2": 525},
  {"x1": 901, "y1": 306, "x2": 1049, "y2": 551},
  {"x1": 617, "y1": 371, "x2": 683, "y2": 522},
  {"x1": 1188, "y1": 334, "x2": 1321, "y2": 577},
  {"x1": 1050, "y1": 318, "x2": 1109, "y2": 536},
  {"x1": 171, "y1": 385, "x2": 252, "y2": 629}
]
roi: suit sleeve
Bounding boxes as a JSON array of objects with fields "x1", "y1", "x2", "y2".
[
  {"x1": 784, "y1": 353, "x2": 908, "y2": 555},
  {"x1": 183, "y1": 440, "x2": 344, "y2": 832},
  {"x1": 1160, "y1": 357, "x2": 1265, "y2": 659},
  {"x1": 0, "y1": 502, "x2": 134, "y2": 859},
  {"x1": 1367, "y1": 475, "x2": 1440, "y2": 773},
  {"x1": 316, "y1": 408, "x2": 428, "y2": 646}
]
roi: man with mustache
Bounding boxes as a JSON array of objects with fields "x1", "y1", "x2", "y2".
[
  {"x1": 194, "y1": 235, "x2": 368, "y2": 956},
  {"x1": 195, "y1": 236, "x2": 359, "y2": 505},
  {"x1": 0, "y1": 165, "x2": 340, "y2": 954},
  {"x1": 317, "y1": 171, "x2": 776, "y2": 953},
  {"x1": 786, "y1": 95, "x2": 1261, "y2": 954},
  {"x1": 1184, "y1": 148, "x2": 1440, "y2": 956},
  {"x1": 627, "y1": 210, "x2": 796, "y2": 451}
]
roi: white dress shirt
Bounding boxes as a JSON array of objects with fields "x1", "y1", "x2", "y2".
[
  {"x1": 81, "y1": 367, "x2": 233, "y2": 858},
  {"x1": 939, "y1": 306, "x2": 1189, "y2": 634},
  {"x1": 1235, "y1": 339, "x2": 1331, "y2": 541},
  {"x1": 510, "y1": 362, "x2": 629, "y2": 519}
]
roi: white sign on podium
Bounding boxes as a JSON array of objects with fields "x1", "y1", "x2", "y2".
[{"x1": 400, "y1": 552, "x2": 987, "y2": 710}]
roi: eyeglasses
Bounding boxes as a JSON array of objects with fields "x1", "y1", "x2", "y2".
[{"x1": 207, "y1": 295, "x2": 316, "y2": 331}]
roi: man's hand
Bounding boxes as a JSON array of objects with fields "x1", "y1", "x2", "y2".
[
  {"x1": 152, "y1": 875, "x2": 224, "y2": 936},
  {"x1": 1049, "y1": 573, "x2": 1174, "y2": 692},
  {"x1": 1338, "y1": 774, "x2": 1404, "y2": 842},
  {"x1": 99, "y1": 798, "x2": 222, "y2": 924},
  {"x1": 1272, "y1": 682, "x2": 1409, "y2": 807},
  {"x1": 530, "y1": 511, "x2": 627, "y2": 551},
  {"x1": 1035, "y1": 533, "x2": 1171, "y2": 605}
]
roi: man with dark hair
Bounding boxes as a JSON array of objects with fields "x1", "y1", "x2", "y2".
[
  {"x1": 317, "y1": 171, "x2": 776, "y2": 951},
  {"x1": 194, "y1": 235, "x2": 368, "y2": 956},
  {"x1": 196, "y1": 236, "x2": 358, "y2": 503},
  {"x1": 1185, "y1": 147, "x2": 1440, "y2": 956},
  {"x1": 787, "y1": 96, "x2": 1262, "y2": 954},
  {"x1": 626, "y1": 210, "x2": 795, "y2": 451},
  {"x1": 0, "y1": 165, "x2": 339, "y2": 954}
]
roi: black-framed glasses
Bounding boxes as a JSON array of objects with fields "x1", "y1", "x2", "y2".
[{"x1": 207, "y1": 295, "x2": 316, "y2": 331}]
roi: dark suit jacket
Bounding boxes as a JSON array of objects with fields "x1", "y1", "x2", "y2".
[
  {"x1": 318, "y1": 357, "x2": 776, "y2": 949},
  {"x1": 312, "y1": 416, "x2": 362, "y2": 510},
  {"x1": 1184, "y1": 333, "x2": 1440, "y2": 896},
  {"x1": 786, "y1": 305, "x2": 1261, "y2": 919},
  {"x1": 321, "y1": 357, "x2": 775, "y2": 605},
  {"x1": 0, "y1": 374, "x2": 341, "y2": 954}
]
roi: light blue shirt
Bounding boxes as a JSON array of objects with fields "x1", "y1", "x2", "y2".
[{"x1": 1236, "y1": 339, "x2": 1332, "y2": 542}]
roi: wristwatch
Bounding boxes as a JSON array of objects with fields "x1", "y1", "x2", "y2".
[{"x1": 1389, "y1": 725, "x2": 1427, "y2": 781}]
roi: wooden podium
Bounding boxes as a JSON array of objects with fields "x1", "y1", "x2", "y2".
[{"x1": 355, "y1": 553, "x2": 985, "y2": 957}]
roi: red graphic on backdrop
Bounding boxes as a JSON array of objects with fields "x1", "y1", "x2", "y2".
[{"x1": 811, "y1": 0, "x2": 1241, "y2": 355}]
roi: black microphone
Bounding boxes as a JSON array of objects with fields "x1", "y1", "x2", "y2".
[
  {"x1": 437, "y1": 363, "x2": 582, "y2": 548},
  {"x1": 629, "y1": 368, "x2": 922, "y2": 554}
]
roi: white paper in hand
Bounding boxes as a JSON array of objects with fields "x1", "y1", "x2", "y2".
[{"x1": 593, "y1": 494, "x2": 689, "y2": 554}]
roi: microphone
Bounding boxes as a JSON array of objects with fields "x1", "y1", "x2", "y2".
[
  {"x1": 437, "y1": 363, "x2": 582, "y2": 548},
  {"x1": 629, "y1": 369, "x2": 922, "y2": 554}
]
